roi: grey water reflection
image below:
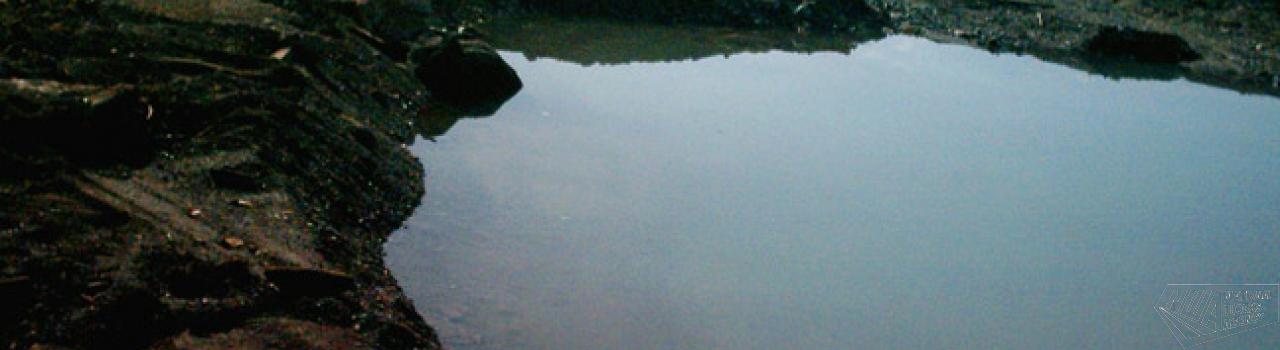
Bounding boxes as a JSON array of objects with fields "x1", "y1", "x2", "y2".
[
  {"x1": 387, "y1": 25, "x2": 1280, "y2": 350},
  {"x1": 480, "y1": 16, "x2": 885, "y2": 65}
]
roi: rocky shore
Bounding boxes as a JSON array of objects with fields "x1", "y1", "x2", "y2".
[
  {"x1": 1, "y1": 0, "x2": 514, "y2": 348},
  {"x1": 2, "y1": 1, "x2": 1277, "y2": 349},
  {"x1": 480, "y1": 0, "x2": 1278, "y2": 96}
]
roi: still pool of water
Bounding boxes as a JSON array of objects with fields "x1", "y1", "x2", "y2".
[{"x1": 386, "y1": 30, "x2": 1280, "y2": 349}]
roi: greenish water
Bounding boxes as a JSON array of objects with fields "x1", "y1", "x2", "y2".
[{"x1": 387, "y1": 24, "x2": 1280, "y2": 349}]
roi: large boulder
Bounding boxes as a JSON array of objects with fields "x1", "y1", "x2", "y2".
[{"x1": 412, "y1": 35, "x2": 523, "y2": 115}]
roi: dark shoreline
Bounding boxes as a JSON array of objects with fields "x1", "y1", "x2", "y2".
[
  {"x1": 476, "y1": 0, "x2": 1279, "y2": 97},
  {"x1": 2, "y1": 1, "x2": 1277, "y2": 349}
]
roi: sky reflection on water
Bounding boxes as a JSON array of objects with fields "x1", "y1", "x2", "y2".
[{"x1": 387, "y1": 35, "x2": 1280, "y2": 350}]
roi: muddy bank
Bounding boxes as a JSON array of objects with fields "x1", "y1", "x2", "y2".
[
  {"x1": 469, "y1": 0, "x2": 1279, "y2": 96},
  {"x1": 479, "y1": 16, "x2": 887, "y2": 66},
  {"x1": 477, "y1": 0, "x2": 885, "y2": 31},
  {"x1": 0, "y1": 0, "x2": 518, "y2": 348},
  {"x1": 867, "y1": 0, "x2": 1280, "y2": 97}
]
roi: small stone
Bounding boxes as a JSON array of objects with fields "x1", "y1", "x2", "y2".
[
  {"x1": 270, "y1": 47, "x2": 291, "y2": 60},
  {"x1": 222, "y1": 237, "x2": 245, "y2": 248}
]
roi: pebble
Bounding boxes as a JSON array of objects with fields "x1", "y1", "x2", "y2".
[
  {"x1": 223, "y1": 236, "x2": 246, "y2": 248},
  {"x1": 271, "y1": 47, "x2": 291, "y2": 60}
]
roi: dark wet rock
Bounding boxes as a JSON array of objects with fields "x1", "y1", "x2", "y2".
[
  {"x1": 1084, "y1": 26, "x2": 1201, "y2": 64},
  {"x1": 360, "y1": 0, "x2": 447, "y2": 43},
  {"x1": 87, "y1": 287, "x2": 174, "y2": 349},
  {"x1": 1077, "y1": 56, "x2": 1188, "y2": 81},
  {"x1": 210, "y1": 164, "x2": 270, "y2": 192},
  {"x1": 412, "y1": 36, "x2": 523, "y2": 114},
  {"x1": 0, "y1": 79, "x2": 153, "y2": 167},
  {"x1": 27, "y1": 344, "x2": 75, "y2": 350},
  {"x1": 154, "y1": 318, "x2": 367, "y2": 349},
  {"x1": 481, "y1": 16, "x2": 886, "y2": 66},
  {"x1": 499, "y1": 0, "x2": 885, "y2": 31},
  {"x1": 0, "y1": 79, "x2": 138, "y2": 123},
  {"x1": 265, "y1": 266, "x2": 356, "y2": 298},
  {"x1": 156, "y1": 259, "x2": 260, "y2": 299},
  {"x1": 862, "y1": 0, "x2": 1278, "y2": 95},
  {"x1": 0, "y1": 276, "x2": 33, "y2": 329}
]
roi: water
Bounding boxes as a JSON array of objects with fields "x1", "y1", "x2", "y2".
[{"x1": 386, "y1": 22, "x2": 1280, "y2": 349}]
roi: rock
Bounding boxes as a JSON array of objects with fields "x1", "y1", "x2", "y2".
[
  {"x1": 210, "y1": 165, "x2": 268, "y2": 192},
  {"x1": 152, "y1": 258, "x2": 259, "y2": 299},
  {"x1": 510, "y1": 0, "x2": 884, "y2": 30},
  {"x1": 264, "y1": 266, "x2": 356, "y2": 298},
  {"x1": 0, "y1": 276, "x2": 33, "y2": 327},
  {"x1": 361, "y1": 0, "x2": 443, "y2": 44},
  {"x1": 412, "y1": 36, "x2": 523, "y2": 115},
  {"x1": 222, "y1": 236, "x2": 246, "y2": 248},
  {"x1": 28, "y1": 343, "x2": 75, "y2": 350},
  {"x1": 87, "y1": 287, "x2": 173, "y2": 349},
  {"x1": 0, "y1": 79, "x2": 136, "y2": 123},
  {"x1": 0, "y1": 276, "x2": 31, "y2": 295},
  {"x1": 1084, "y1": 26, "x2": 1201, "y2": 64},
  {"x1": 0, "y1": 78, "x2": 154, "y2": 166},
  {"x1": 270, "y1": 47, "x2": 292, "y2": 60}
]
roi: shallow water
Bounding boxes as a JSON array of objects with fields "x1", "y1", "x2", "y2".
[{"x1": 387, "y1": 31, "x2": 1280, "y2": 349}]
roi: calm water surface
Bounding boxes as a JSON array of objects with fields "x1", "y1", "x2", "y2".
[{"x1": 386, "y1": 33, "x2": 1280, "y2": 349}]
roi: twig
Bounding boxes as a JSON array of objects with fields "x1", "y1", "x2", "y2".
[{"x1": 151, "y1": 56, "x2": 275, "y2": 77}]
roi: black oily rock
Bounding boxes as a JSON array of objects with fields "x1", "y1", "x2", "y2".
[
  {"x1": 412, "y1": 36, "x2": 523, "y2": 113},
  {"x1": 1084, "y1": 26, "x2": 1201, "y2": 64}
]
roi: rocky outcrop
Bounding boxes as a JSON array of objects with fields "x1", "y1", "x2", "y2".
[
  {"x1": 412, "y1": 35, "x2": 524, "y2": 115},
  {"x1": 865, "y1": 0, "x2": 1280, "y2": 96},
  {"x1": 464, "y1": 0, "x2": 886, "y2": 32},
  {"x1": 0, "y1": 0, "x2": 523, "y2": 348},
  {"x1": 1085, "y1": 26, "x2": 1201, "y2": 64}
]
